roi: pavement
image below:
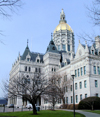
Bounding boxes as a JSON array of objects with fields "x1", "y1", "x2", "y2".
[{"x1": 59, "y1": 109, "x2": 100, "y2": 117}]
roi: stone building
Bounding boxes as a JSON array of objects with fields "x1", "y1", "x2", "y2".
[{"x1": 8, "y1": 9, "x2": 100, "y2": 108}]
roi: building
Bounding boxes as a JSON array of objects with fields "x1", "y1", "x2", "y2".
[{"x1": 8, "y1": 9, "x2": 100, "y2": 108}]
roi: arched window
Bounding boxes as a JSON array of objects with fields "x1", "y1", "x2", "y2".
[
  {"x1": 52, "y1": 68, "x2": 53, "y2": 72},
  {"x1": 25, "y1": 66, "x2": 27, "y2": 71},
  {"x1": 35, "y1": 68, "x2": 37, "y2": 72},
  {"x1": 39, "y1": 68, "x2": 41, "y2": 73},
  {"x1": 29, "y1": 67, "x2": 31, "y2": 72},
  {"x1": 37, "y1": 59, "x2": 39, "y2": 63},
  {"x1": 92, "y1": 50, "x2": 94, "y2": 55},
  {"x1": 54, "y1": 68, "x2": 56, "y2": 72}
]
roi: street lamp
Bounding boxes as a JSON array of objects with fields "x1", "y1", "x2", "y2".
[{"x1": 71, "y1": 71, "x2": 75, "y2": 117}]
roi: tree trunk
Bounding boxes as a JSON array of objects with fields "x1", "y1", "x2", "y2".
[
  {"x1": 62, "y1": 97, "x2": 65, "y2": 104},
  {"x1": 91, "y1": 105, "x2": 94, "y2": 111},
  {"x1": 32, "y1": 104, "x2": 37, "y2": 115}
]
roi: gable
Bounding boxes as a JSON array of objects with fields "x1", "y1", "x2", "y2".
[{"x1": 75, "y1": 43, "x2": 85, "y2": 59}]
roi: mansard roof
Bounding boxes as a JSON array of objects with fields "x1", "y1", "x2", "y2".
[
  {"x1": 21, "y1": 45, "x2": 44, "y2": 62},
  {"x1": 21, "y1": 45, "x2": 31, "y2": 60},
  {"x1": 46, "y1": 40, "x2": 59, "y2": 53}
]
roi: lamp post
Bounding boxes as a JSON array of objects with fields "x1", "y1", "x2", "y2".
[{"x1": 71, "y1": 74, "x2": 75, "y2": 117}]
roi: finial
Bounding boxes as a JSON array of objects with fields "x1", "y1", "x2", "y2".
[
  {"x1": 27, "y1": 39, "x2": 29, "y2": 46},
  {"x1": 85, "y1": 41, "x2": 87, "y2": 45},
  {"x1": 79, "y1": 40, "x2": 80, "y2": 43},
  {"x1": 51, "y1": 33, "x2": 53, "y2": 40}
]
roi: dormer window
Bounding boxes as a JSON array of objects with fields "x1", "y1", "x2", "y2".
[
  {"x1": 27, "y1": 58, "x2": 30, "y2": 61},
  {"x1": 37, "y1": 59, "x2": 39, "y2": 63},
  {"x1": 92, "y1": 50, "x2": 94, "y2": 55},
  {"x1": 52, "y1": 47, "x2": 55, "y2": 50}
]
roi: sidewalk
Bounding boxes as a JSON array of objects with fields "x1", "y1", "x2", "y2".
[{"x1": 58, "y1": 109, "x2": 100, "y2": 117}]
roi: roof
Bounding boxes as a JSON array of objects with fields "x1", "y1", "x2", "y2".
[
  {"x1": 46, "y1": 40, "x2": 59, "y2": 54},
  {"x1": 21, "y1": 45, "x2": 44, "y2": 63}
]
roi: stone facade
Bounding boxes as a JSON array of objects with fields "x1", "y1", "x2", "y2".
[{"x1": 8, "y1": 9, "x2": 100, "y2": 108}]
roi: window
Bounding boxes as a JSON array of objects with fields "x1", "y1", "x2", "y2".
[
  {"x1": 92, "y1": 50, "x2": 94, "y2": 55},
  {"x1": 52, "y1": 68, "x2": 53, "y2": 72},
  {"x1": 62, "y1": 44, "x2": 66, "y2": 51},
  {"x1": 29, "y1": 67, "x2": 31, "y2": 72},
  {"x1": 44, "y1": 99, "x2": 48, "y2": 104},
  {"x1": 39, "y1": 68, "x2": 41, "y2": 73},
  {"x1": 66, "y1": 86, "x2": 68, "y2": 92},
  {"x1": 25, "y1": 66, "x2": 27, "y2": 71},
  {"x1": 97, "y1": 66, "x2": 100, "y2": 75},
  {"x1": 96, "y1": 93, "x2": 98, "y2": 97},
  {"x1": 71, "y1": 96, "x2": 73, "y2": 103},
  {"x1": 75, "y1": 70, "x2": 77, "y2": 77},
  {"x1": 58, "y1": 45, "x2": 60, "y2": 51},
  {"x1": 84, "y1": 66, "x2": 86, "y2": 75},
  {"x1": 71, "y1": 85, "x2": 72, "y2": 91},
  {"x1": 64, "y1": 75, "x2": 67, "y2": 82},
  {"x1": 75, "y1": 83, "x2": 77, "y2": 90},
  {"x1": 80, "y1": 94, "x2": 82, "y2": 101},
  {"x1": 58, "y1": 98, "x2": 61, "y2": 104},
  {"x1": 68, "y1": 45, "x2": 70, "y2": 51},
  {"x1": 81, "y1": 67, "x2": 83, "y2": 76},
  {"x1": 78, "y1": 69, "x2": 80, "y2": 77},
  {"x1": 54, "y1": 68, "x2": 56, "y2": 72},
  {"x1": 66, "y1": 97, "x2": 68, "y2": 104},
  {"x1": 79, "y1": 82, "x2": 82, "y2": 89},
  {"x1": 24, "y1": 78, "x2": 30, "y2": 84},
  {"x1": 58, "y1": 79, "x2": 61, "y2": 85},
  {"x1": 85, "y1": 94, "x2": 87, "y2": 98},
  {"x1": 94, "y1": 66, "x2": 96, "y2": 74},
  {"x1": 84, "y1": 80, "x2": 87, "y2": 88},
  {"x1": 95, "y1": 80, "x2": 98, "y2": 87},
  {"x1": 27, "y1": 58, "x2": 29, "y2": 61},
  {"x1": 76, "y1": 95, "x2": 78, "y2": 103},
  {"x1": 52, "y1": 47, "x2": 55, "y2": 50},
  {"x1": 37, "y1": 59, "x2": 39, "y2": 63},
  {"x1": 35, "y1": 68, "x2": 37, "y2": 72}
]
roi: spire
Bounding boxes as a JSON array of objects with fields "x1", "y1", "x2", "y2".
[
  {"x1": 51, "y1": 33, "x2": 53, "y2": 40},
  {"x1": 59, "y1": 9, "x2": 66, "y2": 23},
  {"x1": 26, "y1": 39, "x2": 29, "y2": 49},
  {"x1": 85, "y1": 41, "x2": 89, "y2": 54}
]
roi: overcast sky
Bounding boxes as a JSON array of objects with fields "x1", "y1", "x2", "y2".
[{"x1": 0, "y1": 0, "x2": 100, "y2": 97}]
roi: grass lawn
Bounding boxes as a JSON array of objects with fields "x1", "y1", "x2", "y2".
[
  {"x1": 0, "y1": 110, "x2": 85, "y2": 117},
  {"x1": 83, "y1": 110, "x2": 100, "y2": 114}
]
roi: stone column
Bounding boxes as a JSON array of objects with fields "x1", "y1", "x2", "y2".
[{"x1": 16, "y1": 96, "x2": 23, "y2": 108}]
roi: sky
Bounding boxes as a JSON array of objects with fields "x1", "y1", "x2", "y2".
[{"x1": 0, "y1": 0, "x2": 100, "y2": 97}]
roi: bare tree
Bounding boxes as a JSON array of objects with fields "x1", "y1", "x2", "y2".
[
  {"x1": 44, "y1": 75, "x2": 61, "y2": 110},
  {"x1": 0, "y1": 0, "x2": 22, "y2": 18},
  {"x1": 44, "y1": 73, "x2": 71, "y2": 110},
  {"x1": 4, "y1": 73, "x2": 47, "y2": 115},
  {"x1": 87, "y1": 0, "x2": 100, "y2": 26}
]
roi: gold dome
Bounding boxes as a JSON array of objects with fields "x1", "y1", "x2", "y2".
[{"x1": 54, "y1": 22, "x2": 73, "y2": 33}]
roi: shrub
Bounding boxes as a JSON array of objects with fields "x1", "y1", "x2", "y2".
[
  {"x1": 60, "y1": 104, "x2": 78, "y2": 110},
  {"x1": 78, "y1": 97, "x2": 100, "y2": 110}
]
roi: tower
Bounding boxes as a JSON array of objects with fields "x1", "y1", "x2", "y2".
[{"x1": 53, "y1": 9, "x2": 75, "y2": 60}]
